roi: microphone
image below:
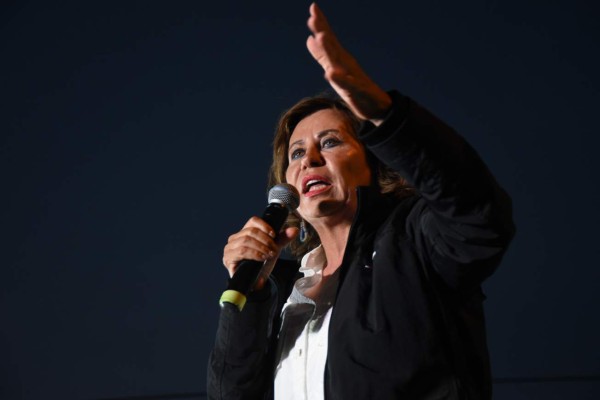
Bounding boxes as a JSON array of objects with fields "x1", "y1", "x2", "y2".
[{"x1": 219, "y1": 183, "x2": 300, "y2": 311}]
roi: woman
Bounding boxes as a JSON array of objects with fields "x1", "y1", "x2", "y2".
[{"x1": 208, "y1": 3, "x2": 514, "y2": 400}]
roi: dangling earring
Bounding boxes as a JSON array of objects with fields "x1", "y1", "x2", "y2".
[{"x1": 299, "y1": 219, "x2": 307, "y2": 243}]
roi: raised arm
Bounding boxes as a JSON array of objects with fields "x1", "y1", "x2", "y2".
[
  {"x1": 306, "y1": 3, "x2": 514, "y2": 290},
  {"x1": 306, "y1": 3, "x2": 391, "y2": 124}
]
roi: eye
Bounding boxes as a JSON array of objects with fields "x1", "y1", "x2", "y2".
[
  {"x1": 290, "y1": 148, "x2": 305, "y2": 160},
  {"x1": 322, "y1": 137, "x2": 340, "y2": 148}
]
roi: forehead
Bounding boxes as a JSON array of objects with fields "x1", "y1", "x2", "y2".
[{"x1": 289, "y1": 108, "x2": 352, "y2": 143}]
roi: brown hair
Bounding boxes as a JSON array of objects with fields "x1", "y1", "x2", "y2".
[{"x1": 268, "y1": 94, "x2": 413, "y2": 258}]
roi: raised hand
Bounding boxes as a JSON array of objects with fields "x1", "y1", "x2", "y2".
[{"x1": 306, "y1": 3, "x2": 392, "y2": 123}]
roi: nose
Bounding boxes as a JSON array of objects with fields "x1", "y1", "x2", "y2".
[{"x1": 301, "y1": 146, "x2": 324, "y2": 169}]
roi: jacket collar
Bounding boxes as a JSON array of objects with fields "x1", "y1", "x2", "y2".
[
  {"x1": 351, "y1": 186, "x2": 397, "y2": 244},
  {"x1": 336, "y1": 186, "x2": 396, "y2": 285}
]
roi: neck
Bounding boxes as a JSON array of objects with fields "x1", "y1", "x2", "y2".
[{"x1": 310, "y1": 218, "x2": 353, "y2": 277}]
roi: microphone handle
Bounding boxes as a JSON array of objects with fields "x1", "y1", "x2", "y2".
[{"x1": 219, "y1": 202, "x2": 289, "y2": 311}]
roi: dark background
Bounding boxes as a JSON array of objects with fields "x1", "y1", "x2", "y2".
[{"x1": 1, "y1": 0, "x2": 598, "y2": 399}]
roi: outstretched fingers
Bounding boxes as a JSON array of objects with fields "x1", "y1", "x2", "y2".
[
  {"x1": 306, "y1": 3, "x2": 344, "y2": 77},
  {"x1": 305, "y1": 3, "x2": 392, "y2": 122},
  {"x1": 307, "y1": 2, "x2": 331, "y2": 34}
]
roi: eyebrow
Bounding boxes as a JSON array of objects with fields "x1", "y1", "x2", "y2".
[{"x1": 289, "y1": 129, "x2": 340, "y2": 151}]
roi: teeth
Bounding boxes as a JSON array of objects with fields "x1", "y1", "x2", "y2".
[
  {"x1": 304, "y1": 178, "x2": 329, "y2": 193},
  {"x1": 308, "y1": 183, "x2": 328, "y2": 192}
]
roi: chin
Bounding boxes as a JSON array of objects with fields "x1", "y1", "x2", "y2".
[{"x1": 304, "y1": 198, "x2": 352, "y2": 219}]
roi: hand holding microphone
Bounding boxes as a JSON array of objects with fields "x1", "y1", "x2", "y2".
[{"x1": 221, "y1": 184, "x2": 300, "y2": 311}]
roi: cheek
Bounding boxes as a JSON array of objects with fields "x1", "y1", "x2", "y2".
[
  {"x1": 357, "y1": 159, "x2": 372, "y2": 185},
  {"x1": 344, "y1": 152, "x2": 372, "y2": 185},
  {"x1": 284, "y1": 164, "x2": 295, "y2": 184}
]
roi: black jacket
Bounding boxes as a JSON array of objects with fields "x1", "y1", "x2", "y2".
[{"x1": 208, "y1": 92, "x2": 515, "y2": 399}]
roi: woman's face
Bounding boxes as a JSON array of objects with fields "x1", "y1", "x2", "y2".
[{"x1": 285, "y1": 108, "x2": 371, "y2": 224}]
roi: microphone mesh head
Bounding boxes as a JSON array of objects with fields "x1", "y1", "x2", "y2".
[{"x1": 268, "y1": 183, "x2": 300, "y2": 210}]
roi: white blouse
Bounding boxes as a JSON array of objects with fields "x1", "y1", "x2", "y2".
[{"x1": 273, "y1": 246, "x2": 339, "y2": 400}]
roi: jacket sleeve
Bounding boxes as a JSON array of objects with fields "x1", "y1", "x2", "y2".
[
  {"x1": 207, "y1": 283, "x2": 277, "y2": 400},
  {"x1": 359, "y1": 91, "x2": 515, "y2": 291}
]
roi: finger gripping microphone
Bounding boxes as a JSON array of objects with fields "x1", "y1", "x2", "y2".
[{"x1": 220, "y1": 183, "x2": 300, "y2": 311}]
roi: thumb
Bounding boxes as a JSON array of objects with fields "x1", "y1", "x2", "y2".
[{"x1": 275, "y1": 227, "x2": 300, "y2": 248}]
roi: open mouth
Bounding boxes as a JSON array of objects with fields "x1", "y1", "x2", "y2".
[{"x1": 302, "y1": 175, "x2": 331, "y2": 194}]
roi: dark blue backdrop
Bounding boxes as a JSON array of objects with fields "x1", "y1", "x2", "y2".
[{"x1": 1, "y1": 1, "x2": 598, "y2": 399}]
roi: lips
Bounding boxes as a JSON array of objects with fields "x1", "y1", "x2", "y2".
[{"x1": 301, "y1": 174, "x2": 331, "y2": 195}]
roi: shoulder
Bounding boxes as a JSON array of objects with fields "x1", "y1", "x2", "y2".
[{"x1": 378, "y1": 192, "x2": 423, "y2": 233}]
